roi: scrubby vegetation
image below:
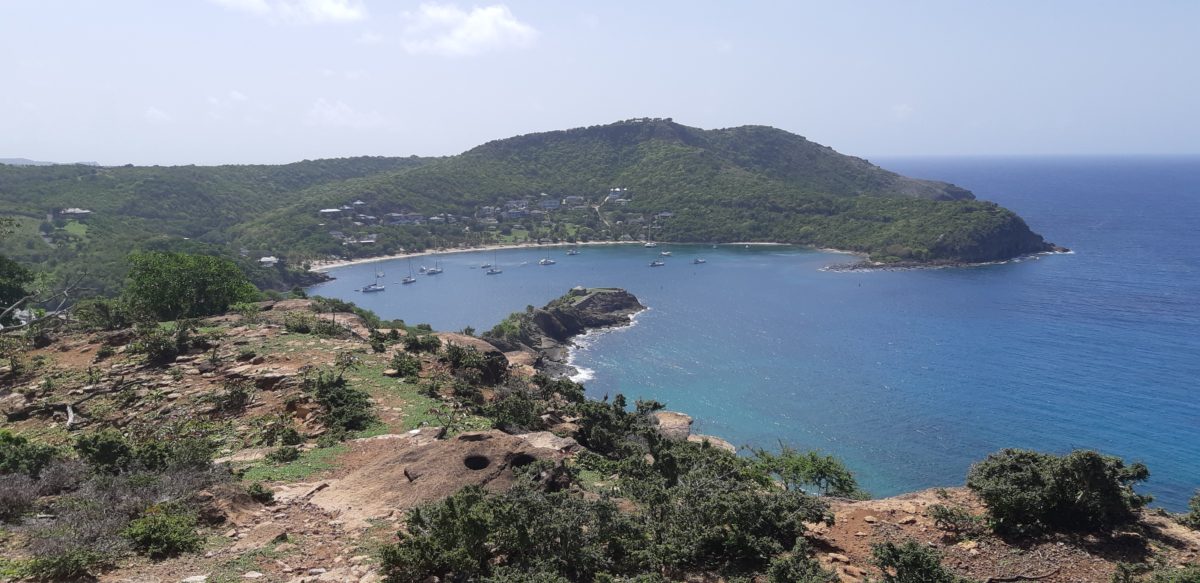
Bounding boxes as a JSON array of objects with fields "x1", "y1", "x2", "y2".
[
  {"x1": 0, "y1": 423, "x2": 230, "y2": 579},
  {"x1": 871, "y1": 540, "x2": 974, "y2": 583},
  {"x1": 378, "y1": 391, "x2": 838, "y2": 582},
  {"x1": 966, "y1": 448, "x2": 1151, "y2": 536}
]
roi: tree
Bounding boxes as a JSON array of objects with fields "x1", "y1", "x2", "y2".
[
  {"x1": 124, "y1": 252, "x2": 258, "y2": 320},
  {"x1": 966, "y1": 449, "x2": 1150, "y2": 536},
  {"x1": 752, "y1": 443, "x2": 866, "y2": 498},
  {"x1": 0, "y1": 218, "x2": 34, "y2": 325}
]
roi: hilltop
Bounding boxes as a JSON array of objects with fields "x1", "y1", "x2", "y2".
[{"x1": 0, "y1": 120, "x2": 1060, "y2": 296}]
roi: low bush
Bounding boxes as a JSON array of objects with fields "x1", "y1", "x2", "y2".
[
  {"x1": 0, "y1": 473, "x2": 37, "y2": 522},
  {"x1": 129, "y1": 321, "x2": 195, "y2": 366},
  {"x1": 1180, "y1": 491, "x2": 1200, "y2": 530},
  {"x1": 390, "y1": 351, "x2": 422, "y2": 378},
  {"x1": 247, "y1": 482, "x2": 275, "y2": 504},
  {"x1": 0, "y1": 430, "x2": 62, "y2": 478},
  {"x1": 73, "y1": 297, "x2": 137, "y2": 331},
  {"x1": 928, "y1": 504, "x2": 987, "y2": 539},
  {"x1": 871, "y1": 540, "x2": 972, "y2": 583},
  {"x1": 122, "y1": 504, "x2": 203, "y2": 559},
  {"x1": 403, "y1": 332, "x2": 441, "y2": 353},
  {"x1": 966, "y1": 449, "x2": 1150, "y2": 536},
  {"x1": 217, "y1": 379, "x2": 253, "y2": 412},
  {"x1": 767, "y1": 541, "x2": 837, "y2": 583},
  {"x1": 303, "y1": 366, "x2": 376, "y2": 438},
  {"x1": 266, "y1": 446, "x2": 301, "y2": 463}
]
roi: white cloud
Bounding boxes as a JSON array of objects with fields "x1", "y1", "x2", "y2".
[
  {"x1": 144, "y1": 107, "x2": 173, "y2": 124},
  {"x1": 401, "y1": 3, "x2": 537, "y2": 57},
  {"x1": 209, "y1": 0, "x2": 366, "y2": 24},
  {"x1": 891, "y1": 103, "x2": 915, "y2": 122},
  {"x1": 356, "y1": 31, "x2": 385, "y2": 45},
  {"x1": 305, "y1": 98, "x2": 387, "y2": 129}
]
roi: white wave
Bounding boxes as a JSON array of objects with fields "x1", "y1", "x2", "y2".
[{"x1": 563, "y1": 306, "x2": 649, "y2": 384}]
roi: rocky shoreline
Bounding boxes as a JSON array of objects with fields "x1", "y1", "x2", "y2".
[{"x1": 483, "y1": 286, "x2": 645, "y2": 379}]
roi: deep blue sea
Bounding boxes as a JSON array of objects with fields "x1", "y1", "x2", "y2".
[{"x1": 310, "y1": 157, "x2": 1200, "y2": 510}]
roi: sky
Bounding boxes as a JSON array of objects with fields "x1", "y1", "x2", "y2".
[{"x1": 2, "y1": 0, "x2": 1197, "y2": 165}]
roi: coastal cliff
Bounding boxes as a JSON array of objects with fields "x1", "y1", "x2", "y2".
[{"x1": 483, "y1": 286, "x2": 644, "y2": 377}]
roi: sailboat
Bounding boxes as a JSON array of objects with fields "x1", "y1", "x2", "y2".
[
  {"x1": 425, "y1": 255, "x2": 443, "y2": 275},
  {"x1": 538, "y1": 257, "x2": 556, "y2": 265},
  {"x1": 566, "y1": 244, "x2": 580, "y2": 256},
  {"x1": 360, "y1": 270, "x2": 385, "y2": 292},
  {"x1": 402, "y1": 258, "x2": 417, "y2": 284},
  {"x1": 649, "y1": 259, "x2": 665, "y2": 267},
  {"x1": 693, "y1": 258, "x2": 707, "y2": 264},
  {"x1": 485, "y1": 250, "x2": 502, "y2": 275}
]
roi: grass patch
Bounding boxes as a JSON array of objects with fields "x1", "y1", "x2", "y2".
[
  {"x1": 241, "y1": 444, "x2": 349, "y2": 483},
  {"x1": 63, "y1": 220, "x2": 88, "y2": 237}
]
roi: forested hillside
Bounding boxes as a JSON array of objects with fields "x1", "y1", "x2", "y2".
[{"x1": 1, "y1": 119, "x2": 1057, "y2": 296}]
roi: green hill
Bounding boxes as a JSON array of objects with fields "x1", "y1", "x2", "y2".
[
  {"x1": 1, "y1": 119, "x2": 1058, "y2": 295},
  {"x1": 235, "y1": 119, "x2": 1055, "y2": 264}
]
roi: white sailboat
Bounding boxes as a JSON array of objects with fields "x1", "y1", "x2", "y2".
[
  {"x1": 485, "y1": 250, "x2": 502, "y2": 275},
  {"x1": 360, "y1": 270, "x2": 385, "y2": 292},
  {"x1": 402, "y1": 258, "x2": 417, "y2": 284},
  {"x1": 425, "y1": 255, "x2": 443, "y2": 275}
]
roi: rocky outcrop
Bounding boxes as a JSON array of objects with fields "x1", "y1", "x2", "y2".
[{"x1": 483, "y1": 287, "x2": 645, "y2": 378}]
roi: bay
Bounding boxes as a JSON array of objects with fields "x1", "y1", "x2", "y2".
[{"x1": 310, "y1": 156, "x2": 1200, "y2": 509}]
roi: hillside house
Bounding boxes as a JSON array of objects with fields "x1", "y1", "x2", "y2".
[{"x1": 259, "y1": 256, "x2": 279, "y2": 267}]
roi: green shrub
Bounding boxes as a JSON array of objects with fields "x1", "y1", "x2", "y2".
[
  {"x1": 124, "y1": 252, "x2": 259, "y2": 320},
  {"x1": 390, "y1": 351, "x2": 422, "y2": 378},
  {"x1": 280, "y1": 427, "x2": 304, "y2": 446},
  {"x1": 1180, "y1": 490, "x2": 1200, "y2": 530},
  {"x1": 232, "y1": 301, "x2": 264, "y2": 324},
  {"x1": 75, "y1": 429, "x2": 215, "y2": 475},
  {"x1": 129, "y1": 321, "x2": 195, "y2": 365},
  {"x1": 283, "y1": 311, "x2": 314, "y2": 334},
  {"x1": 247, "y1": 482, "x2": 275, "y2": 504},
  {"x1": 218, "y1": 379, "x2": 253, "y2": 412},
  {"x1": 303, "y1": 367, "x2": 376, "y2": 437},
  {"x1": 23, "y1": 549, "x2": 115, "y2": 581},
  {"x1": 966, "y1": 449, "x2": 1150, "y2": 536},
  {"x1": 283, "y1": 311, "x2": 345, "y2": 337},
  {"x1": 871, "y1": 540, "x2": 972, "y2": 583},
  {"x1": 73, "y1": 297, "x2": 137, "y2": 331},
  {"x1": 403, "y1": 332, "x2": 441, "y2": 353},
  {"x1": 266, "y1": 446, "x2": 301, "y2": 463},
  {"x1": 928, "y1": 504, "x2": 986, "y2": 539},
  {"x1": 310, "y1": 295, "x2": 383, "y2": 329},
  {"x1": 74, "y1": 429, "x2": 135, "y2": 474},
  {"x1": 751, "y1": 444, "x2": 866, "y2": 498},
  {"x1": 767, "y1": 541, "x2": 837, "y2": 582},
  {"x1": 0, "y1": 430, "x2": 61, "y2": 478},
  {"x1": 122, "y1": 504, "x2": 203, "y2": 559}
]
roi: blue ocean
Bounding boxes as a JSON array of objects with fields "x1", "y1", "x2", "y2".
[{"x1": 310, "y1": 157, "x2": 1200, "y2": 510}]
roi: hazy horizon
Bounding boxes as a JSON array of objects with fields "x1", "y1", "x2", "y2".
[{"x1": 4, "y1": 1, "x2": 1197, "y2": 165}]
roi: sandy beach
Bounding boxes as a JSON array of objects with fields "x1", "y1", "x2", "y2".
[
  {"x1": 308, "y1": 240, "x2": 818, "y2": 272},
  {"x1": 308, "y1": 240, "x2": 643, "y2": 272}
]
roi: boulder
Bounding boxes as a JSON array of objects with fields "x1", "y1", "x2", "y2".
[{"x1": 652, "y1": 410, "x2": 693, "y2": 441}]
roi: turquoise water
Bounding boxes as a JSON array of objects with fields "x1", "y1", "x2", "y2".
[{"x1": 310, "y1": 157, "x2": 1200, "y2": 510}]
